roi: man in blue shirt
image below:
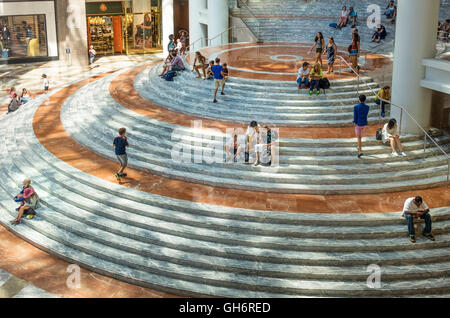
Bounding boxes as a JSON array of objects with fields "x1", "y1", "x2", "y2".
[
  {"x1": 113, "y1": 127, "x2": 129, "y2": 180},
  {"x1": 212, "y1": 57, "x2": 224, "y2": 103},
  {"x1": 353, "y1": 95, "x2": 370, "y2": 158}
]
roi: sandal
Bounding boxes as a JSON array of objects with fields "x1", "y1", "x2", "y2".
[{"x1": 10, "y1": 219, "x2": 21, "y2": 225}]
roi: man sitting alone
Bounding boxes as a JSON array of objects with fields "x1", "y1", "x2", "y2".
[{"x1": 403, "y1": 196, "x2": 435, "y2": 243}]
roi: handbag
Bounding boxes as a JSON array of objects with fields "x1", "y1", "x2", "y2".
[{"x1": 376, "y1": 128, "x2": 382, "y2": 141}]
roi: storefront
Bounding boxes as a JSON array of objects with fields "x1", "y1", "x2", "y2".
[
  {"x1": 86, "y1": 0, "x2": 163, "y2": 56},
  {"x1": 0, "y1": 0, "x2": 58, "y2": 63}
]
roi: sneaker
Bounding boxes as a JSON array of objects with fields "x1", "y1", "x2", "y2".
[
  {"x1": 213, "y1": 99, "x2": 217, "y2": 103},
  {"x1": 221, "y1": 92, "x2": 225, "y2": 95},
  {"x1": 357, "y1": 153, "x2": 363, "y2": 158},
  {"x1": 120, "y1": 173, "x2": 127, "y2": 177},
  {"x1": 254, "y1": 161, "x2": 260, "y2": 167},
  {"x1": 409, "y1": 236, "x2": 416, "y2": 243},
  {"x1": 316, "y1": 90, "x2": 320, "y2": 96},
  {"x1": 381, "y1": 112, "x2": 385, "y2": 118},
  {"x1": 26, "y1": 215, "x2": 34, "y2": 220},
  {"x1": 400, "y1": 152, "x2": 407, "y2": 156},
  {"x1": 297, "y1": 85, "x2": 301, "y2": 90},
  {"x1": 309, "y1": 90, "x2": 313, "y2": 95},
  {"x1": 423, "y1": 233, "x2": 435, "y2": 241},
  {"x1": 114, "y1": 173, "x2": 121, "y2": 180},
  {"x1": 391, "y1": 152, "x2": 399, "y2": 157}
]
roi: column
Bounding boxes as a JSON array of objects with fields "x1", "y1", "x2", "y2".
[
  {"x1": 55, "y1": 0, "x2": 89, "y2": 66},
  {"x1": 390, "y1": 0, "x2": 440, "y2": 134},
  {"x1": 207, "y1": 0, "x2": 229, "y2": 47},
  {"x1": 162, "y1": 0, "x2": 174, "y2": 57},
  {"x1": 189, "y1": 0, "x2": 207, "y2": 51}
]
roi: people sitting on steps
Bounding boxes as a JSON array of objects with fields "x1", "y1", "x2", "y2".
[
  {"x1": 309, "y1": 63, "x2": 323, "y2": 95},
  {"x1": 11, "y1": 178, "x2": 39, "y2": 225},
  {"x1": 225, "y1": 133, "x2": 243, "y2": 163},
  {"x1": 206, "y1": 60, "x2": 215, "y2": 80},
  {"x1": 337, "y1": 5, "x2": 349, "y2": 29},
  {"x1": 382, "y1": 118, "x2": 406, "y2": 157},
  {"x1": 193, "y1": 51, "x2": 208, "y2": 79},
  {"x1": 160, "y1": 50, "x2": 185, "y2": 77},
  {"x1": 348, "y1": 6, "x2": 357, "y2": 28},
  {"x1": 371, "y1": 25, "x2": 387, "y2": 43},
  {"x1": 375, "y1": 85, "x2": 391, "y2": 118},
  {"x1": 403, "y1": 196, "x2": 435, "y2": 243},
  {"x1": 7, "y1": 93, "x2": 20, "y2": 113},
  {"x1": 297, "y1": 62, "x2": 310, "y2": 89}
]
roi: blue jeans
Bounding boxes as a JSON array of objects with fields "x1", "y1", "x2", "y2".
[
  {"x1": 405, "y1": 213, "x2": 432, "y2": 237},
  {"x1": 375, "y1": 99, "x2": 388, "y2": 114},
  {"x1": 90, "y1": 56, "x2": 95, "y2": 64},
  {"x1": 310, "y1": 80, "x2": 320, "y2": 91},
  {"x1": 296, "y1": 77, "x2": 309, "y2": 87}
]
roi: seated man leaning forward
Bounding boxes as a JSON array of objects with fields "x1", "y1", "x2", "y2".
[
  {"x1": 170, "y1": 51, "x2": 185, "y2": 73},
  {"x1": 403, "y1": 196, "x2": 435, "y2": 243}
]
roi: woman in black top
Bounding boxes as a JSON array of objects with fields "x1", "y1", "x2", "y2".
[{"x1": 326, "y1": 37, "x2": 337, "y2": 74}]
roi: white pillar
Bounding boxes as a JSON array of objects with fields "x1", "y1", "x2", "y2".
[
  {"x1": 391, "y1": 0, "x2": 440, "y2": 134},
  {"x1": 162, "y1": 0, "x2": 174, "y2": 57},
  {"x1": 207, "y1": 0, "x2": 229, "y2": 47},
  {"x1": 189, "y1": 0, "x2": 207, "y2": 51}
]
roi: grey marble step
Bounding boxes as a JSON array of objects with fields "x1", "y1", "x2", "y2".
[
  {"x1": 149, "y1": 65, "x2": 379, "y2": 99},
  {"x1": 145, "y1": 64, "x2": 379, "y2": 107},
  {"x1": 1, "y1": 195, "x2": 450, "y2": 297}
]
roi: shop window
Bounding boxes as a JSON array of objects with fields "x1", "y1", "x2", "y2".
[{"x1": 0, "y1": 14, "x2": 48, "y2": 59}]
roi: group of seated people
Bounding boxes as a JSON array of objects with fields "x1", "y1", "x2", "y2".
[
  {"x1": 438, "y1": 19, "x2": 450, "y2": 42},
  {"x1": 7, "y1": 86, "x2": 31, "y2": 113},
  {"x1": 192, "y1": 51, "x2": 229, "y2": 81},
  {"x1": 384, "y1": 0, "x2": 397, "y2": 24},
  {"x1": 296, "y1": 62, "x2": 326, "y2": 95},
  {"x1": 225, "y1": 121, "x2": 278, "y2": 167},
  {"x1": 336, "y1": 5, "x2": 358, "y2": 29}
]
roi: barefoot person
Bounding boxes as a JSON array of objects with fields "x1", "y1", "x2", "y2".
[
  {"x1": 353, "y1": 95, "x2": 369, "y2": 158},
  {"x1": 11, "y1": 178, "x2": 39, "y2": 225},
  {"x1": 113, "y1": 128, "x2": 129, "y2": 180},
  {"x1": 193, "y1": 51, "x2": 208, "y2": 79}
]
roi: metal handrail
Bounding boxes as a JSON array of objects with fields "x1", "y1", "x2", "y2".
[
  {"x1": 336, "y1": 54, "x2": 450, "y2": 183},
  {"x1": 208, "y1": 27, "x2": 234, "y2": 47},
  {"x1": 236, "y1": 0, "x2": 260, "y2": 41}
]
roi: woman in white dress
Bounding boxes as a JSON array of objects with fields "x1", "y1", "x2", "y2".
[{"x1": 382, "y1": 118, "x2": 406, "y2": 157}]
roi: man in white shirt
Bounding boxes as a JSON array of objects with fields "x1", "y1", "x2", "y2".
[
  {"x1": 402, "y1": 196, "x2": 434, "y2": 243},
  {"x1": 296, "y1": 62, "x2": 310, "y2": 89},
  {"x1": 245, "y1": 121, "x2": 258, "y2": 164}
]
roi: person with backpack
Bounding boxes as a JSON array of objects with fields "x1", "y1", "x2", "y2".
[
  {"x1": 8, "y1": 93, "x2": 20, "y2": 113},
  {"x1": 113, "y1": 128, "x2": 129, "y2": 181},
  {"x1": 11, "y1": 178, "x2": 39, "y2": 225},
  {"x1": 353, "y1": 95, "x2": 370, "y2": 158},
  {"x1": 309, "y1": 63, "x2": 323, "y2": 95}
]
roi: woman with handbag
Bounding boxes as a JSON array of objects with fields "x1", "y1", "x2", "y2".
[{"x1": 382, "y1": 118, "x2": 406, "y2": 157}]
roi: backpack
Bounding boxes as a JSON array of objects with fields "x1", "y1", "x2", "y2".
[
  {"x1": 163, "y1": 70, "x2": 177, "y2": 81},
  {"x1": 319, "y1": 78, "x2": 330, "y2": 89}
]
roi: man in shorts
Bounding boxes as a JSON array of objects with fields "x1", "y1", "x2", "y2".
[
  {"x1": 212, "y1": 58, "x2": 224, "y2": 103},
  {"x1": 353, "y1": 95, "x2": 369, "y2": 158},
  {"x1": 113, "y1": 127, "x2": 129, "y2": 180}
]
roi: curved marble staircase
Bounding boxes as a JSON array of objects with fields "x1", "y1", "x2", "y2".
[
  {"x1": 0, "y1": 64, "x2": 449, "y2": 297},
  {"x1": 60, "y1": 68, "x2": 450, "y2": 194}
]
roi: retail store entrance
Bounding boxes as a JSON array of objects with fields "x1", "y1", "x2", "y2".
[{"x1": 86, "y1": 1, "x2": 162, "y2": 56}]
